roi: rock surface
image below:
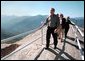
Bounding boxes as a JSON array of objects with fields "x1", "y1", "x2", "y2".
[{"x1": 1, "y1": 25, "x2": 84, "y2": 60}]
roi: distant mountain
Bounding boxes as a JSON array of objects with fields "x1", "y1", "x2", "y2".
[
  {"x1": 1, "y1": 15, "x2": 47, "y2": 40},
  {"x1": 1, "y1": 15, "x2": 84, "y2": 40},
  {"x1": 71, "y1": 17, "x2": 84, "y2": 28},
  {"x1": 1, "y1": 28, "x2": 14, "y2": 40}
]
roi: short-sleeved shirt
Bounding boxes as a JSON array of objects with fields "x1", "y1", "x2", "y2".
[{"x1": 45, "y1": 14, "x2": 60, "y2": 28}]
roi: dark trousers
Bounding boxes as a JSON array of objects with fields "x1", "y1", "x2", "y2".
[
  {"x1": 65, "y1": 27, "x2": 69, "y2": 38},
  {"x1": 46, "y1": 26, "x2": 58, "y2": 48}
]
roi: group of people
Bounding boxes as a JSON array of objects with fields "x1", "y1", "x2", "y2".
[{"x1": 44, "y1": 8, "x2": 75, "y2": 49}]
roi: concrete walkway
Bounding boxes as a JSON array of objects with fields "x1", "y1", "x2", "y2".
[{"x1": 1, "y1": 25, "x2": 84, "y2": 60}]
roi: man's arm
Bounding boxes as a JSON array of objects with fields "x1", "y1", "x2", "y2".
[
  {"x1": 68, "y1": 20, "x2": 75, "y2": 25},
  {"x1": 44, "y1": 17, "x2": 48, "y2": 25}
]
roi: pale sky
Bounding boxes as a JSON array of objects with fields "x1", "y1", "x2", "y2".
[{"x1": 1, "y1": 1, "x2": 84, "y2": 17}]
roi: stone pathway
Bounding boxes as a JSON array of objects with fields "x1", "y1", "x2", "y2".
[{"x1": 1, "y1": 25, "x2": 84, "y2": 60}]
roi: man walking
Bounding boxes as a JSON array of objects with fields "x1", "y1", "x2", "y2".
[{"x1": 44, "y1": 8, "x2": 60, "y2": 49}]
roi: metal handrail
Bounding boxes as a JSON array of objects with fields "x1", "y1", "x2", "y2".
[
  {"x1": 1, "y1": 22, "x2": 45, "y2": 44},
  {"x1": 71, "y1": 24, "x2": 84, "y2": 60},
  {"x1": 75, "y1": 25, "x2": 84, "y2": 37},
  {"x1": 1, "y1": 22, "x2": 46, "y2": 60},
  {"x1": 71, "y1": 21, "x2": 84, "y2": 37}
]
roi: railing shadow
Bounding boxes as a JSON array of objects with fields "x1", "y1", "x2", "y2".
[
  {"x1": 66, "y1": 36, "x2": 75, "y2": 41},
  {"x1": 63, "y1": 40, "x2": 79, "y2": 49},
  {"x1": 79, "y1": 39, "x2": 84, "y2": 45},
  {"x1": 34, "y1": 48, "x2": 44, "y2": 60},
  {"x1": 50, "y1": 39, "x2": 76, "y2": 60},
  {"x1": 67, "y1": 36, "x2": 84, "y2": 44},
  {"x1": 54, "y1": 39, "x2": 66, "y2": 60},
  {"x1": 34, "y1": 38, "x2": 76, "y2": 60},
  {"x1": 66, "y1": 36, "x2": 84, "y2": 52},
  {"x1": 62, "y1": 39, "x2": 84, "y2": 52}
]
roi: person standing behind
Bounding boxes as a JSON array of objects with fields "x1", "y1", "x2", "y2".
[
  {"x1": 44, "y1": 8, "x2": 60, "y2": 49},
  {"x1": 65, "y1": 16, "x2": 75, "y2": 38},
  {"x1": 55, "y1": 14, "x2": 62, "y2": 40},
  {"x1": 60, "y1": 14, "x2": 66, "y2": 41}
]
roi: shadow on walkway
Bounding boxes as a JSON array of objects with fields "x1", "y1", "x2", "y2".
[
  {"x1": 66, "y1": 36, "x2": 75, "y2": 41},
  {"x1": 34, "y1": 48, "x2": 44, "y2": 60},
  {"x1": 1, "y1": 44, "x2": 20, "y2": 58},
  {"x1": 66, "y1": 36, "x2": 84, "y2": 51},
  {"x1": 51, "y1": 39, "x2": 76, "y2": 60},
  {"x1": 67, "y1": 36, "x2": 84, "y2": 44},
  {"x1": 34, "y1": 39, "x2": 76, "y2": 60}
]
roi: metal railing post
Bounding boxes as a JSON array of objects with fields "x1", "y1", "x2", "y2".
[
  {"x1": 41, "y1": 27, "x2": 43, "y2": 45},
  {"x1": 41, "y1": 21, "x2": 44, "y2": 45},
  {"x1": 75, "y1": 25, "x2": 84, "y2": 37},
  {"x1": 72, "y1": 25, "x2": 84, "y2": 60}
]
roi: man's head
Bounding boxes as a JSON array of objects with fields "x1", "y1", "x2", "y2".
[
  {"x1": 50, "y1": 8, "x2": 55, "y2": 15},
  {"x1": 67, "y1": 16, "x2": 70, "y2": 20}
]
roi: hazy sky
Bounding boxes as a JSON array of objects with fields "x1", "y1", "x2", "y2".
[{"x1": 1, "y1": 1, "x2": 84, "y2": 17}]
